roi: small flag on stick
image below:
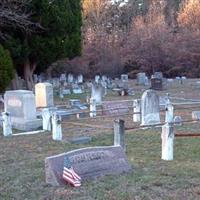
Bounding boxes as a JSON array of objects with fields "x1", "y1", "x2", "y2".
[{"x1": 62, "y1": 156, "x2": 81, "y2": 187}]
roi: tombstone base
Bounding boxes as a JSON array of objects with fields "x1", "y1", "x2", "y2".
[{"x1": 11, "y1": 118, "x2": 42, "y2": 131}]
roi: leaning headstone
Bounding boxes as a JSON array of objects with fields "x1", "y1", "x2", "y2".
[
  {"x1": 35, "y1": 83, "x2": 54, "y2": 108},
  {"x1": 4, "y1": 90, "x2": 42, "y2": 131},
  {"x1": 45, "y1": 146, "x2": 131, "y2": 186},
  {"x1": 91, "y1": 83, "x2": 103, "y2": 105},
  {"x1": 141, "y1": 89, "x2": 160, "y2": 126}
]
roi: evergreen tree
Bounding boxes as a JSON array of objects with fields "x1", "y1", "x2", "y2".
[
  {"x1": 4, "y1": 0, "x2": 82, "y2": 89},
  {"x1": 0, "y1": 45, "x2": 14, "y2": 93}
]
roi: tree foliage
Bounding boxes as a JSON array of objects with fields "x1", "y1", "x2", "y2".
[
  {"x1": 3, "y1": 0, "x2": 82, "y2": 89},
  {"x1": 0, "y1": 44, "x2": 14, "y2": 93}
]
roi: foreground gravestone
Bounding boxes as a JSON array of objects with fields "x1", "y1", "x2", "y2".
[
  {"x1": 45, "y1": 146, "x2": 131, "y2": 186},
  {"x1": 4, "y1": 90, "x2": 42, "y2": 131},
  {"x1": 141, "y1": 89, "x2": 160, "y2": 126},
  {"x1": 35, "y1": 83, "x2": 54, "y2": 108}
]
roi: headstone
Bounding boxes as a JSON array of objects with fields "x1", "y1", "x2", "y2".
[
  {"x1": 137, "y1": 73, "x2": 146, "y2": 85},
  {"x1": 4, "y1": 90, "x2": 42, "y2": 131},
  {"x1": 95, "y1": 75, "x2": 100, "y2": 83},
  {"x1": 77, "y1": 74, "x2": 83, "y2": 84},
  {"x1": 133, "y1": 99, "x2": 140, "y2": 122},
  {"x1": 102, "y1": 101, "x2": 129, "y2": 116},
  {"x1": 60, "y1": 74, "x2": 67, "y2": 82},
  {"x1": 91, "y1": 83, "x2": 103, "y2": 105},
  {"x1": 173, "y1": 116, "x2": 182, "y2": 126},
  {"x1": 62, "y1": 89, "x2": 71, "y2": 95},
  {"x1": 121, "y1": 74, "x2": 128, "y2": 82},
  {"x1": 33, "y1": 74, "x2": 38, "y2": 83},
  {"x1": 151, "y1": 78, "x2": 163, "y2": 90},
  {"x1": 45, "y1": 146, "x2": 131, "y2": 186},
  {"x1": 68, "y1": 74, "x2": 74, "y2": 83},
  {"x1": 141, "y1": 89, "x2": 160, "y2": 126},
  {"x1": 192, "y1": 111, "x2": 200, "y2": 120},
  {"x1": 35, "y1": 83, "x2": 54, "y2": 108},
  {"x1": 154, "y1": 72, "x2": 163, "y2": 79},
  {"x1": 161, "y1": 123, "x2": 174, "y2": 161}
]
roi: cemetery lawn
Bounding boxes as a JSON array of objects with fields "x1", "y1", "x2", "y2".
[
  {"x1": 1, "y1": 79, "x2": 200, "y2": 199},
  {"x1": 1, "y1": 123, "x2": 200, "y2": 200}
]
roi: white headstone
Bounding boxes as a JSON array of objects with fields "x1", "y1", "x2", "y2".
[
  {"x1": 95, "y1": 75, "x2": 100, "y2": 83},
  {"x1": 77, "y1": 74, "x2": 83, "y2": 84},
  {"x1": 68, "y1": 74, "x2": 74, "y2": 83},
  {"x1": 4, "y1": 90, "x2": 42, "y2": 131},
  {"x1": 60, "y1": 74, "x2": 66, "y2": 82},
  {"x1": 121, "y1": 74, "x2": 128, "y2": 82},
  {"x1": 137, "y1": 73, "x2": 146, "y2": 85},
  {"x1": 91, "y1": 83, "x2": 103, "y2": 105},
  {"x1": 133, "y1": 99, "x2": 141, "y2": 122},
  {"x1": 141, "y1": 89, "x2": 160, "y2": 126},
  {"x1": 35, "y1": 83, "x2": 54, "y2": 108}
]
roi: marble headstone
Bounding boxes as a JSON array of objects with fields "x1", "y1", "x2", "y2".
[
  {"x1": 141, "y1": 89, "x2": 160, "y2": 126},
  {"x1": 4, "y1": 90, "x2": 42, "y2": 131},
  {"x1": 35, "y1": 83, "x2": 54, "y2": 108}
]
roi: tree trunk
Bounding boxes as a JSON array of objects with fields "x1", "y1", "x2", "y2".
[{"x1": 23, "y1": 59, "x2": 37, "y2": 91}]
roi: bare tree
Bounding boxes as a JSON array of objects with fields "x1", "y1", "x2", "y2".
[{"x1": 0, "y1": 0, "x2": 41, "y2": 40}]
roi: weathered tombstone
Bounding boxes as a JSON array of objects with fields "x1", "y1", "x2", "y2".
[
  {"x1": 165, "y1": 103, "x2": 174, "y2": 123},
  {"x1": 133, "y1": 99, "x2": 140, "y2": 122},
  {"x1": 161, "y1": 123, "x2": 174, "y2": 161},
  {"x1": 192, "y1": 111, "x2": 200, "y2": 120},
  {"x1": 45, "y1": 146, "x2": 131, "y2": 186},
  {"x1": 60, "y1": 74, "x2": 67, "y2": 82},
  {"x1": 33, "y1": 74, "x2": 38, "y2": 84},
  {"x1": 77, "y1": 74, "x2": 83, "y2": 84},
  {"x1": 52, "y1": 113, "x2": 62, "y2": 141},
  {"x1": 35, "y1": 83, "x2": 54, "y2": 108},
  {"x1": 91, "y1": 83, "x2": 103, "y2": 105},
  {"x1": 121, "y1": 74, "x2": 128, "y2": 82},
  {"x1": 95, "y1": 75, "x2": 100, "y2": 83},
  {"x1": 68, "y1": 74, "x2": 74, "y2": 83},
  {"x1": 90, "y1": 98, "x2": 96, "y2": 117},
  {"x1": 4, "y1": 90, "x2": 42, "y2": 131},
  {"x1": 102, "y1": 101, "x2": 129, "y2": 116},
  {"x1": 137, "y1": 73, "x2": 146, "y2": 85},
  {"x1": 2, "y1": 112, "x2": 12, "y2": 136},
  {"x1": 151, "y1": 78, "x2": 163, "y2": 90},
  {"x1": 154, "y1": 72, "x2": 163, "y2": 79},
  {"x1": 174, "y1": 116, "x2": 182, "y2": 126},
  {"x1": 141, "y1": 89, "x2": 160, "y2": 126}
]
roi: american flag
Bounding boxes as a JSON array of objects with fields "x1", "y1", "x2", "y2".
[{"x1": 62, "y1": 156, "x2": 81, "y2": 187}]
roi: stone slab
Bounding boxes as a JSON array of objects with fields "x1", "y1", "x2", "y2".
[
  {"x1": 102, "y1": 101, "x2": 129, "y2": 116},
  {"x1": 45, "y1": 146, "x2": 132, "y2": 186}
]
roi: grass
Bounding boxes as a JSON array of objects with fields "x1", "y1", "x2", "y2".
[
  {"x1": 1, "y1": 124, "x2": 200, "y2": 200},
  {"x1": 1, "y1": 79, "x2": 200, "y2": 199}
]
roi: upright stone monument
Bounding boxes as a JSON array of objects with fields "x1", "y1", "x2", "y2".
[
  {"x1": 4, "y1": 90, "x2": 42, "y2": 131},
  {"x1": 91, "y1": 83, "x2": 103, "y2": 105},
  {"x1": 35, "y1": 83, "x2": 54, "y2": 108},
  {"x1": 141, "y1": 89, "x2": 160, "y2": 126}
]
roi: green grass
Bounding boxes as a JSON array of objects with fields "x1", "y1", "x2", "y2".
[{"x1": 1, "y1": 125, "x2": 200, "y2": 200}]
